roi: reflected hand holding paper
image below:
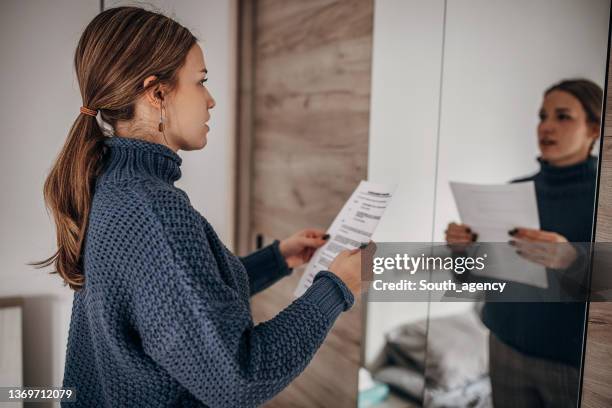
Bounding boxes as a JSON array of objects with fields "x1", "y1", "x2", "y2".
[
  {"x1": 445, "y1": 222, "x2": 478, "y2": 253},
  {"x1": 509, "y1": 227, "x2": 578, "y2": 269}
]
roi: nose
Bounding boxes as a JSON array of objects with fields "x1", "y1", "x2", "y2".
[{"x1": 539, "y1": 119, "x2": 554, "y2": 135}]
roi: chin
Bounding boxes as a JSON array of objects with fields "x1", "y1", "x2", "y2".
[
  {"x1": 539, "y1": 148, "x2": 559, "y2": 162},
  {"x1": 199, "y1": 135, "x2": 208, "y2": 149},
  {"x1": 180, "y1": 136, "x2": 207, "y2": 151}
]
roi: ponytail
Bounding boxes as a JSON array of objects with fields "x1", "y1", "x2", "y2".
[
  {"x1": 30, "y1": 6, "x2": 197, "y2": 290},
  {"x1": 30, "y1": 111, "x2": 106, "y2": 291}
]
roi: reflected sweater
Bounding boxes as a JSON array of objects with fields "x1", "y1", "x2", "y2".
[
  {"x1": 482, "y1": 156, "x2": 597, "y2": 367},
  {"x1": 61, "y1": 135, "x2": 355, "y2": 407}
]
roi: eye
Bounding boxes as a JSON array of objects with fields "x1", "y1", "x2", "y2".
[
  {"x1": 557, "y1": 113, "x2": 571, "y2": 121},
  {"x1": 538, "y1": 112, "x2": 546, "y2": 121},
  {"x1": 199, "y1": 77, "x2": 208, "y2": 86}
]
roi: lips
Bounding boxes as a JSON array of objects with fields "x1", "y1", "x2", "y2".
[{"x1": 539, "y1": 139, "x2": 557, "y2": 147}]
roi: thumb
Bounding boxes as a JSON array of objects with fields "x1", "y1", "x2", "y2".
[{"x1": 349, "y1": 247, "x2": 361, "y2": 255}]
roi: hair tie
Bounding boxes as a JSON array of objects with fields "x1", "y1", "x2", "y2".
[{"x1": 80, "y1": 106, "x2": 98, "y2": 117}]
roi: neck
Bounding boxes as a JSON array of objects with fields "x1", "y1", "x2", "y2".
[
  {"x1": 545, "y1": 151, "x2": 591, "y2": 167},
  {"x1": 99, "y1": 135, "x2": 182, "y2": 185},
  {"x1": 537, "y1": 154, "x2": 597, "y2": 184},
  {"x1": 113, "y1": 122, "x2": 180, "y2": 153}
]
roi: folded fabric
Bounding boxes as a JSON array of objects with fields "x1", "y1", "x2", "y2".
[
  {"x1": 425, "y1": 309, "x2": 489, "y2": 391},
  {"x1": 425, "y1": 375, "x2": 492, "y2": 408},
  {"x1": 371, "y1": 307, "x2": 489, "y2": 392},
  {"x1": 373, "y1": 366, "x2": 425, "y2": 402}
]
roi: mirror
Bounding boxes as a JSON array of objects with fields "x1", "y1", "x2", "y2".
[{"x1": 361, "y1": 1, "x2": 610, "y2": 407}]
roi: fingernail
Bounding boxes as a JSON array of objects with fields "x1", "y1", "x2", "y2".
[
  {"x1": 359, "y1": 242, "x2": 369, "y2": 249},
  {"x1": 508, "y1": 228, "x2": 518, "y2": 236},
  {"x1": 322, "y1": 234, "x2": 330, "y2": 240}
]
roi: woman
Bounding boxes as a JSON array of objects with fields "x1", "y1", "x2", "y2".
[
  {"x1": 32, "y1": 7, "x2": 363, "y2": 407},
  {"x1": 445, "y1": 79, "x2": 602, "y2": 407}
]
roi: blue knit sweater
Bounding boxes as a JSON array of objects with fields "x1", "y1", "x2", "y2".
[
  {"x1": 61, "y1": 135, "x2": 355, "y2": 407},
  {"x1": 482, "y1": 156, "x2": 597, "y2": 367}
]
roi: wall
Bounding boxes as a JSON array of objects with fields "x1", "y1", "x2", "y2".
[
  {"x1": 0, "y1": 2, "x2": 236, "y2": 406},
  {"x1": 365, "y1": 0, "x2": 446, "y2": 365}
]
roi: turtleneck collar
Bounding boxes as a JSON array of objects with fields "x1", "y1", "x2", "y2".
[
  {"x1": 99, "y1": 135, "x2": 182, "y2": 185},
  {"x1": 537, "y1": 155, "x2": 597, "y2": 184}
]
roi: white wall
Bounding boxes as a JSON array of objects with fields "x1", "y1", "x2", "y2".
[
  {"x1": 365, "y1": 0, "x2": 446, "y2": 365},
  {"x1": 0, "y1": 1, "x2": 236, "y2": 405}
]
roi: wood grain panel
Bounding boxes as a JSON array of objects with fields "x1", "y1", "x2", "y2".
[
  {"x1": 582, "y1": 32, "x2": 612, "y2": 407},
  {"x1": 582, "y1": 302, "x2": 612, "y2": 407},
  {"x1": 595, "y1": 138, "x2": 612, "y2": 242},
  {"x1": 252, "y1": 0, "x2": 372, "y2": 241},
  {"x1": 238, "y1": 0, "x2": 374, "y2": 406}
]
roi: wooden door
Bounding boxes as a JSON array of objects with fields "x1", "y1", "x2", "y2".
[{"x1": 236, "y1": 0, "x2": 374, "y2": 406}]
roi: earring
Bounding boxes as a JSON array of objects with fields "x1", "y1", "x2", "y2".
[
  {"x1": 158, "y1": 101, "x2": 164, "y2": 132},
  {"x1": 158, "y1": 99, "x2": 170, "y2": 147}
]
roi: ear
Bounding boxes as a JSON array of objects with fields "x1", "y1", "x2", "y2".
[
  {"x1": 589, "y1": 122, "x2": 601, "y2": 140},
  {"x1": 143, "y1": 75, "x2": 165, "y2": 108}
]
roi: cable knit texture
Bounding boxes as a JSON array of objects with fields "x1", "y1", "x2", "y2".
[{"x1": 61, "y1": 135, "x2": 355, "y2": 407}]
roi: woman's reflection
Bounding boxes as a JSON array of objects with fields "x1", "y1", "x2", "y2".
[{"x1": 445, "y1": 79, "x2": 602, "y2": 408}]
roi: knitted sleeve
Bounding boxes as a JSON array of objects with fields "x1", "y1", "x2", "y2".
[
  {"x1": 130, "y1": 186, "x2": 355, "y2": 407},
  {"x1": 239, "y1": 240, "x2": 293, "y2": 296}
]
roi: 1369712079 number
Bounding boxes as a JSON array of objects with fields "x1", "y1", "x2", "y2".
[{"x1": 2, "y1": 387, "x2": 76, "y2": 402}]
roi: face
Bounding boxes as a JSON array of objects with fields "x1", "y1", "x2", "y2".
[
  {"x1": 143, "y1": 43, "x2": 216, "y2": 151},
  {"x1": 537, "y1": 90, "x2": 599, "y2": 166}
]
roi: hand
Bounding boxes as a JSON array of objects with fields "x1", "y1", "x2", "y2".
[
  {"x1": 509, "y1": 227, "x2": 577, "y2": 269},
  {"x1": 328, "y1": 246, "x2": 365, "y2": 298},
  {"x1": 278, "y1": 228, "x2": 329, "y2": 269},
  {"x1": 445, "y1": 222, "x2": 477, "y2": 252}
]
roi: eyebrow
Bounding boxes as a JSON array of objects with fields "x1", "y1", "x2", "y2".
[{"x1": 540, "y1": 107, "x2": 571, "y2": 112}]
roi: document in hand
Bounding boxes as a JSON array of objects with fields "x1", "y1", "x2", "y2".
[
  {"x1": 450, "y1": 181, "x2": 540, "y2": 242},
  {"x1": 450, "y1": 181, "x2": 548, "y2": 288},
  {"x1": 294, "y1": 181, "x2": 396, "y2": 297}
]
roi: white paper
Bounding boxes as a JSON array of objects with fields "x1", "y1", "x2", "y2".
[
  {"x1": 294, "y1": 181, "x2": 396, "y2": 297},
  {"x1": 450, "y1": 181, "x2": 548, "y2": 288},
  {"x1": 450, "y1": 181, "x2": 540, "y2": 241}
]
